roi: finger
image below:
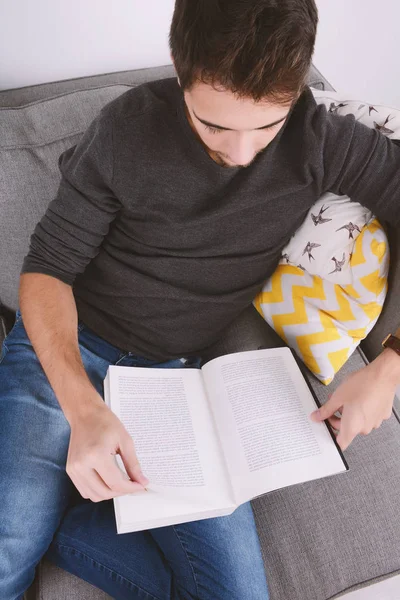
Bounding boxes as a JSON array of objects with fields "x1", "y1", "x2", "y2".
[
  {"x1": 327, "y1": 415, "x2": 342, "y2": 430},
  {"x1": 314, "y1": 395, "x2": 344, "y2": 421},
  {"x1": 66, "y1": 469, "x2": 94, "y2": 500},
  {"x1": 336, "y1": 412, "x2": 358, "y2": 451},
  {"x1": 72, "y1": 472, "x2": 109, "y2": 502},
  {"x1": 80, "y1": 468, "x2": 145, "y2": 502},
  {"x1": 119, "y1": 437, "x2": 150, "y2": 486},
  {"x1": 91, "y1": 468, "x2": 145, "y2": 500},
  {"x1": 97, "y1": 454, "x2": 148, "y2": 495},
  {"x1": 336, "y1": 435, "x2": 352, "y2": 451},
  {"x1": 81, "y1": 469, "x2": 116, "y2": 502}
]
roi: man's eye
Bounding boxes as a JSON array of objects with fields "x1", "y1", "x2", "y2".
[{"x1": 205, "y1": 125, "x2": 221, "y2": 135}]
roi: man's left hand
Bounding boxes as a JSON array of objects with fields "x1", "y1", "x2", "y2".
[{"x1": 309, "y1": 348, "x2": 400, "y2": 451}]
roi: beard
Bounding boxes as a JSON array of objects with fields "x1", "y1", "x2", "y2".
[{"x1": 211, "y1": 149, "x2": 261, "y2": 169}]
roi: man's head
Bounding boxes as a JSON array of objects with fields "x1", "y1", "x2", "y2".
[{"x1": 169, "y1": 0, "x2": 318, "y2": 167}]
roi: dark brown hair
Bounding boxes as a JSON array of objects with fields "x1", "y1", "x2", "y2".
[{"x1": 169, "y1": 0, "x2": 318, "y2": 105}]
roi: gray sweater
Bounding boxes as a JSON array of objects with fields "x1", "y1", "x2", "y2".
[{"x1": 21, "y1": 78, "x2": 400, "y2": 360}]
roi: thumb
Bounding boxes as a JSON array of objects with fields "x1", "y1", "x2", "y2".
[
  {"x1": 119, "y1": 436, "x2": 150, "y2": 487},
  {"x1": 310, "y1": 394, "x2": 342, "y2": 422}
]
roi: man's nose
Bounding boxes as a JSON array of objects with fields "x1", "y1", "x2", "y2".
[{"x1": 227, "y1": 136, "x2": 256, "y2": 166}]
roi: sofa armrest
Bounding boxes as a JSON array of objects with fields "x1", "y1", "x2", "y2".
[
  {"x1": 361, "y1": 222, "x2": 400, "y2": 361},
  {"x1": 307, "y1": 63, "x2": 335, "y2": 92}
]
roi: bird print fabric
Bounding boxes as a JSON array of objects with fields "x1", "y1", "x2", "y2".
[
  {"x1": 280, "y1": 89, "x2": 400, "y2": 281},
  {"x1": 280, "y1": 193, "x2": 372, "y2": 285},
  {"x1": 336, "y1": 222, "x2": 361, "y2": 239},
  {"x1": 319, "y1": 90, "x2": 400, "y2": 139},
  {"x1": 311, "y1": 204, "x2": 332, "y2": 226}
]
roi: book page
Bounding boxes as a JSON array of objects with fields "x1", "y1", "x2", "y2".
[
  {"x1": 201, "y1": 347, "x2": 348, "y2": 506},
  {"x1": 104, "y1": 365, "x2": 235, "y2": 533}
]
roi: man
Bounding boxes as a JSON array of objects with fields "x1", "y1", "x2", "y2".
[{"x1": 1, "y1": 1, "x2": 400, "y2": 598}]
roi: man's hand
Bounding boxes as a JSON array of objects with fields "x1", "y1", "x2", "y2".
[
  {"x1": 66, "y1": 392, "x2": 150, "y2": 502},
  {"x1": 309, "y1": 348, "x2": 400, "y2": 451}
]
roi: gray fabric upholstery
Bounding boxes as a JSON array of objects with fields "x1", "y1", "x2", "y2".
[
  {"x1": 2, "y1": 64, "x2": 399, "y2": 599},
  {"x1": 0, "y1": 83, "x2": 134, "y2": 310},
  {"x1": 0, "y1": 65, "x2": 176, "y2": 107},
  {"x1": 35, "y1": 560, "x2": 112, "y2": 600}
]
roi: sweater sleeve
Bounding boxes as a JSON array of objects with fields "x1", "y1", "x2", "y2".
[
  {"x1": 21, "y1": 106, "x2": 122, "y2": 286},
  {"x1": 315, "y1": 104, "x2": 400, "y2": 227}
]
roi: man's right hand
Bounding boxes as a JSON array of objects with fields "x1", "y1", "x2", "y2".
[
  {"x1": 18, "y1": 274, "x2": 149, "y2": 503},
  {"x1": 66, "y1": 392, "x2": 149, "y2": 503}
]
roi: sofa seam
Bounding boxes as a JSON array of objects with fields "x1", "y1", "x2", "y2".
[
  {"x1": 0, "y1": 83, "x2": 136, "y2": 110},
  {"x1": 0, "y1": 103, "x2": 156, "y2": 151},
  {"x1": 0, "y1": 129, "x2": 85, "y2": 151},
  {"x1": 0, "y1": 62, "x2": 174, "y2": 101},
  {"x1": 327, "y1": 568, "x2": 400, "y2": 599}
]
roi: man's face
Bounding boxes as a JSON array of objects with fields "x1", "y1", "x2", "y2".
[{"x1": 183, "y1": 81, "x2": 294, "y2": 168}]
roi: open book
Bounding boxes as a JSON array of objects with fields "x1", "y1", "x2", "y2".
[{"x1": 103, "y1": 347, "x2": 349, "y2": 534}]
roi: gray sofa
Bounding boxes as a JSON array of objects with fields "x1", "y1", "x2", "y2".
[{"x1": 1, "y1": 64, "x2": 399, "y2": 600}]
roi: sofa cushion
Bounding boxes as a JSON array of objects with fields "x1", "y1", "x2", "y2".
[
  {"x1": 254, "y1": 217, "x2": 390, "y2": 384},
  {"x1": 35, "y1": 560, "x2": 112, "y2": 600},
  {"x1": 277, "y1": 193, "x2": 373, "y2": 285},
  {"x1": 0, "y1": 84, "x2": 137, "y2": 311},
  {"x1": 0, "y1": 65, "x2": 176, "y2": 108}
]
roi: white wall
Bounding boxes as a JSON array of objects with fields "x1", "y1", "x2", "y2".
[
  {"x1": 0, "y1": 0, "x2": 175, "y2": 90},
  {"x1": 0, "y1": 0, "x2": 399, "y2": 109},
  {"x1": 314, "y1": 0, "x2": 399, "y2": 106}
]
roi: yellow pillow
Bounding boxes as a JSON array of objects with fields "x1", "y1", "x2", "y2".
[{"x1": 253, "y1": 219, "x2": 389, "y2": 384}]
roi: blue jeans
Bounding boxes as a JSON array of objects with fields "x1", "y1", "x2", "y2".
[{"x1": 0, "y1": 309, "x2": 270, "y2": 600}]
